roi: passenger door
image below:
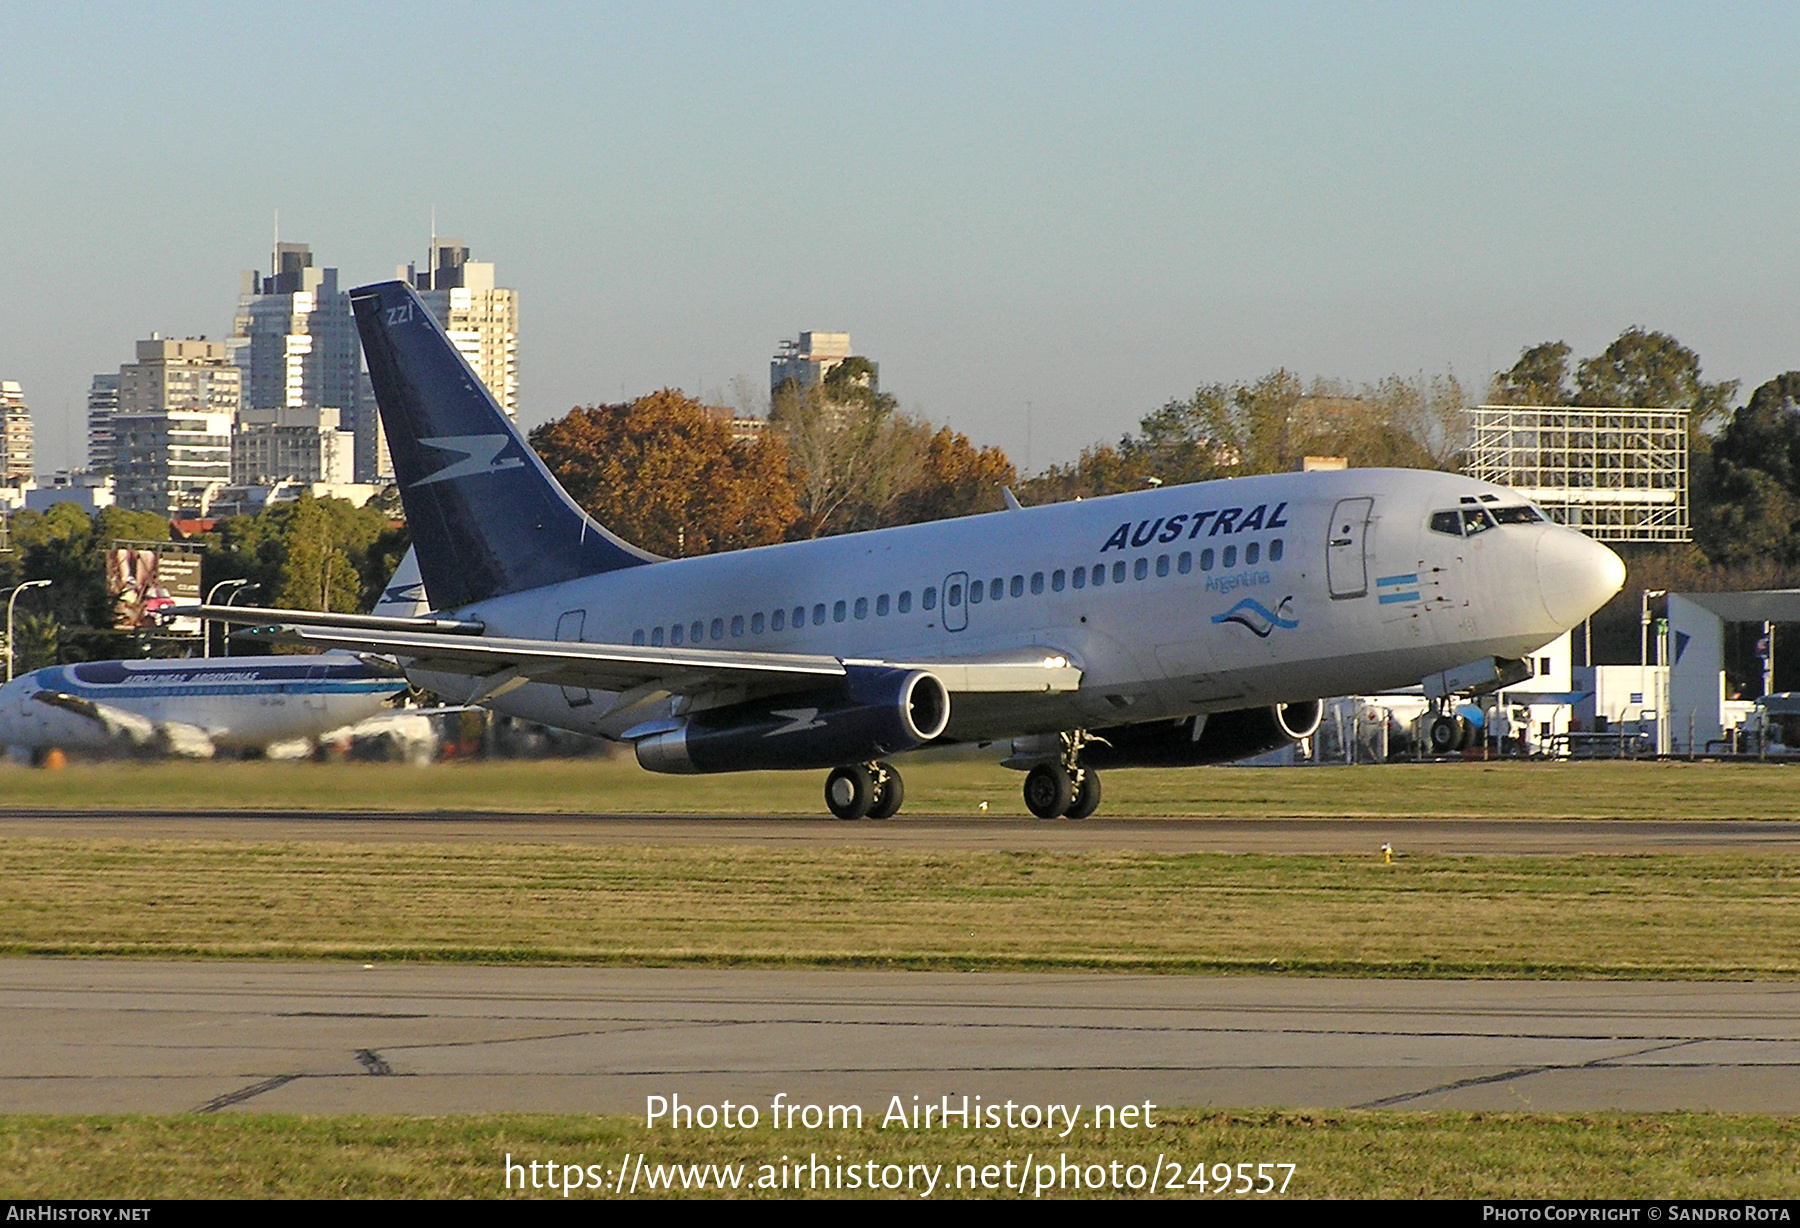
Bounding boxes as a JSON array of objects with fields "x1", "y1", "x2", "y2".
[
  {"x1": 1326, "y1": 497, "x2": 1373, "y2": 600},
  {"x1": 555, "y1": 610, "x2": 592, "y2": 707},
  {"x1": 304, "y1": 663, "x2": 328, "y2": 712}
]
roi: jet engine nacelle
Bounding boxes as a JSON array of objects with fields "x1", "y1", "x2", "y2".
[
  {"x1": 1081, "y1": 700, "x2": 1324, "y2": 769},
  {"x1": 634, "y1": 666, "x2": 950, "y2": 774}
]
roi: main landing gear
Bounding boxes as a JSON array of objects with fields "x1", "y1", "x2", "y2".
[
  {"x1": 1022, "y1": 732, "x2": 1102, "y2": 820},
  {"x1": 825, "y1": 761, "x2": 904, "y2": 820}
]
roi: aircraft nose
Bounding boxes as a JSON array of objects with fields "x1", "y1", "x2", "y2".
[{"x1": 1535, "y1": 528, "x2": 1626, "y2": 627}]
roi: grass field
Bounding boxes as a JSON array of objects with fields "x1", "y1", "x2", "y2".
[
  {"x1": 0, "y1": 756, "x2": 1797, "y2": 819},
  {"x1": 3, "y1": 839, "x2": 1795, "y2": 975},
  {"x1": 1, "y1": 1111, "x2": 1795, "y2": 1199}
]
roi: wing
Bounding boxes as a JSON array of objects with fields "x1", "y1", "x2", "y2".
[
  {"x1": 30, "y1": 690, "x2": 213, "y2": 756},
  {"x1": 233, "y1": 624, "x2": 1081, "y2": 702},
  {"x1": 32, "y1": 691, "x2": 159, "y2": 746}
]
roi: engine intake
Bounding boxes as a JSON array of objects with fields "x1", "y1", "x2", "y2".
[
  {"x1": 635, "y1": 666, "x2": 950, "y2": 774},
  {"x1": 1080, "y1": 700, "x2": 1324, "y2": 769}
]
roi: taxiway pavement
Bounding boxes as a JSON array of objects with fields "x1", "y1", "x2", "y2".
[{"x1": 2, "y1": 961, "x2": 1796, "y2": 1116}]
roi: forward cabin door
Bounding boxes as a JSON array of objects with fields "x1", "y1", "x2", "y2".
[
  {"x1": 1326, "y1": 497, "x2": 1373, "y2": 599},
  {"x1": 304, "y1": 663, "x2": 329, "y2": 712},
  {"x1": 555, "y1": 610, "x2": 592, "y2": 707}
]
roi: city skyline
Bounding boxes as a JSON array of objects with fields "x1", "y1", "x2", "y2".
[{"x1": 3, "y1": 4, "x2": 1797, "y2": 474}]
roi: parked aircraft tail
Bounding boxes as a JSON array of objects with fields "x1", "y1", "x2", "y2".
[{"x1": 349, "y1": 280, "x2": 655, "y2": 609}]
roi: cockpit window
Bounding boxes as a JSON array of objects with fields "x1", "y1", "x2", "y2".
[
  {"x1": 1460, "y1": 506, "x2": 1495, "y2": 535},
  {"x1": 1429, "y1": 510, "x2": 1463, "y2": 536},
  {"x1": 1488, "y1": 504, "x2": 1544, "y2": 525}
]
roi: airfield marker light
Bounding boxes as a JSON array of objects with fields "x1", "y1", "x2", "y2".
[{"x1": 1382, "y1": 843, "x2": 1393, "y2": 864}]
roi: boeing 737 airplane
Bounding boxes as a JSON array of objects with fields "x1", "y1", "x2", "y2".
[
  {"x1": 201, "y1": 280, "x2": 1626, "y2": 819},
  {"x1": 0, "y1": 651, "x2": 409, "y2": 759}
]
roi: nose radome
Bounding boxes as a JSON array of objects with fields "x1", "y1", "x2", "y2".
[{"x1": 1536, "y1": 529, "x2": 1626, "y2": 627}]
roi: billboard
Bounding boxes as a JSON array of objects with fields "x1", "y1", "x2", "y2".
[{"x1": 106, "y1": 546, "x2": 202, "y2": 633}]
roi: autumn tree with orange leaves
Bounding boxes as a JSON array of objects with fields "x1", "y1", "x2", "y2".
[{"x1": 528, "y1": 390, "x2": 800, "y2": 557}]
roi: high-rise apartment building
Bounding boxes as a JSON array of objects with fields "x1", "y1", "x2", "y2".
[
  {"x1": 232, "y1": 405, "x2": 355, "y2": 486},
  {"x1": 229, "y1": 242, "x2": 372, "y2": 480},
  {"x1": 86, "y1": 373, "x2": 119, "y2": 473},
  {"x1": 0, "y1": 382, "x2": 32, "y2": 483},
  {"x1": 113, "y1": 337, "x2": 239, "y2": 516},
  {"x1": 400, "y1": 240, "x2": 519, "y2": 419},
  {"x1": 771, "y1": 331, "x2": 874, "y2": 396}
]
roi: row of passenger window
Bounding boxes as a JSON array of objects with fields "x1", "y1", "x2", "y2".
[{"x1": 630, "y1": 538, "x2": 1285, "y2": 647}]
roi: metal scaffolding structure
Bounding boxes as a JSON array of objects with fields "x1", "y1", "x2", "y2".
[{"x1": 1464, "y1": 404, "x2": 1689, "y2": 542}]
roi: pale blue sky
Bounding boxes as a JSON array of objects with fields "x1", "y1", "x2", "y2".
[{"x1": 2, "y1": 2, "x2": 1796, "y2": 472}]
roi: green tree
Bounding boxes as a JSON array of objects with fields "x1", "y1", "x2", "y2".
[
  {"x1": 771, "y1": 379, "x2": 928, "y2": 538},
  {"x1": 1489, "y1": 341, "x2": 1574, "y2": 405},
  {"x1": 10, "y1": 610, "x2": 63, "y2": 674},
  {"x1": 1574, "y1": 327, "x2": 1738, "y2": 431},
  {"x1": 1695, "y1": 372, "x2": 1800, "y2": 567},
  {"x1": 206, "y1": 492, "x2": 397, "y2": 616}
]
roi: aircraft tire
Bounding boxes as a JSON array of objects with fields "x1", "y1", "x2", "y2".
[
  {"x1": 1427, "y1": 714, "x2": 1461, "y2": 756},
  {"x1": 1066, "y1": 769, "x2": 1102, "y2": 820},
  {"x1": 1023, "y1": 763, "x2": 1073, "y2": 819},
  {"x1": 825, "y1": 764, "x2": 875, "y2": 820},
  {"x1": 867, "y1": 763, "x2": 904, "y2": 819}
]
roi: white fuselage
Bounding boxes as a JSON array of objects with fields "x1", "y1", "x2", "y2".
[
  {"x1": 410, "y1": 468, "x2": 1623, "y2": 744},
  {"x1": 0, "y1": 652, "x2": 406, "y2": 754}
]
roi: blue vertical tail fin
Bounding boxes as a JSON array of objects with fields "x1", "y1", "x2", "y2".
[{"x1": 350, "y1": 280, "x2": 654, "y2": 610}]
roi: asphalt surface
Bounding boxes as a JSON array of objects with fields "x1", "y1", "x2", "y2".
[
  {"x1": 3, "y1": 810, "x2": 1800, "y2": 852},
  {"x1": 2, "y1": 961, "x2": 1797, "y2": 1115}
]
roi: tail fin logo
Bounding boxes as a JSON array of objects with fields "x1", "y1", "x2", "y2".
[
  {"x1": 411, "y1": 435, "x2": 526, "y2": 487},
  {"x1": 1211, "y1": 596, "x2": 1299, "y2": 638}
]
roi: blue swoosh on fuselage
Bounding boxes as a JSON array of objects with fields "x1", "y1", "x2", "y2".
[{"x1": 1210, "y1": 596, "x2": 1300, "y2": 638}]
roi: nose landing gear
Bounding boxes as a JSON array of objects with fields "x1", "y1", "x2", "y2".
[
  {"x1": 825, "y1": 760, "x2": 904, "y2": 820},
  {"x1": 1021, "y1": 731, "x2": 1102, "y2": 819}
]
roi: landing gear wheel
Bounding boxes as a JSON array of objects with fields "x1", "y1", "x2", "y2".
[
  {"x1": 1066, "y1": 769, "x2": 1102, "y2": 820},
  {"x1": 1023, "y1": 763, "x2": 1073, "y2": 819},
  {"x1": 867, "y1": 762, "x2": 904, "y2": 819},
  {"x1": 825, "y1": 764, "x2": 874, "y2": 820},
  {"x1": 1427, "y1": 714, "x2": 1461, "y2": 756}
]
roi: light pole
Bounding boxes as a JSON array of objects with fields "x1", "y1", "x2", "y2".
[
  {"x1": 220, "y1": 582, "x2": 259, "y2": 658},
  {"x1": 1641, "y1": 588, "x2": 1666, "y2": 752},
  {"x1": 4, "y1": 579, "x2": 52, "y2": 683},
  {"x1": 203, "y1": 579, "x2": 254, "y2": 658}
]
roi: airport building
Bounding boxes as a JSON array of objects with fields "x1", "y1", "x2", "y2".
[
  {"x1": 112, "y1": 336, "x2": 239, "y2": 517},
  {"x1": 400, "y1": 240, "x2": 519, "y2": 421},
  {"x1": 85, "y1": 373, "x2": 119, "y2": 473},
  {"x1": 229, "y1": 243, "x2": 374, "y2": 482},
  {"x1": 1, "y1": 381, "x2": 34, "y2": 485}
]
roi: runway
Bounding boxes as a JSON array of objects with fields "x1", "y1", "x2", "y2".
[
  {"x1": 4, "y1": 810, "x2": 1800, "y2": 853},
  {"x1": 3, "y1": 961, "x2": 1797, "y2": 1116}
]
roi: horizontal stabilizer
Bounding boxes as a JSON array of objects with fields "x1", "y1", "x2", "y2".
[{"x1": 171, "y1": 604, "x2": 486, "y2": 635}]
